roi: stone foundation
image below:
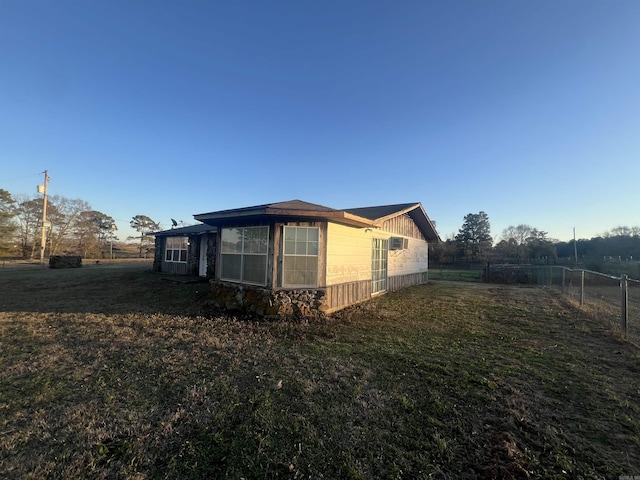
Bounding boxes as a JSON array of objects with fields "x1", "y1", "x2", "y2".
[{"x1": 209, "y1": 281, "x2": 327, "y2": 318}]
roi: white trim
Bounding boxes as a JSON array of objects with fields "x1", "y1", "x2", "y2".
[
  {"x1": 198, "y1": 236, "x2": 207, "y2": 277},
  {"x1": 282, "y1": 226, "x2": 319, "y2": 288},
  {"x1": 165, "y1": 236, "x2": 188, "y2": 264},
  {"x1": 372, "y1": 237, "x2": 388, "y2": 294}
]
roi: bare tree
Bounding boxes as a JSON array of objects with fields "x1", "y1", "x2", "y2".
[
  {"x1": 47, "y1": 196, "x2": 92, "y2": 255},
  {"x1": 500, "y1": 224, "x2": 534, "y2": 260},
  {"x1": 500, "y1": 225, "x2": 555, "y2": 261},
  {"x1": 13, "y1": 195, "x2": 43, "y2": 259},
  {"x1": 0, "y1": 189, "x2": 18, "y2": 256},
  {"x1": 607, "y1": 226, "x2": 640, "y2": 238}
]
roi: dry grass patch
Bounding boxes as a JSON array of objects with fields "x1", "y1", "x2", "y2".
[{"x1": 1, "y1": 267, "x2": 639, "y2": 478}]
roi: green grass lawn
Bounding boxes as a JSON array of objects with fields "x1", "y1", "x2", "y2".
[{"x1": 0, "y1": 265, "x2": 639, "y2": 479}]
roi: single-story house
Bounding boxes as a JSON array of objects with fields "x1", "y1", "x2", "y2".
[{"x1": 153, "y1": 199, "x2": 440, "y2": 316}]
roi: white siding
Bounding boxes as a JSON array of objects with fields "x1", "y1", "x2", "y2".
[
  {"x1": 388, "y1": 237, "x2": 429, "y2": 276},
  {"x1": 326, "y1": 223, "x2": 378, "y2": 285},
  {"x1": 326, "y1": 222, "x2": 429, "y2": 287}
]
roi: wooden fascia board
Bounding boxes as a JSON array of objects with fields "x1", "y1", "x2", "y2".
[
  {"x1": 194, "y1": 209, "x2": 269, "y2": 222},
  {"x1": 269, "y1": 209, "x2": 373, "y2": 228},
  {"x1": 195, "y1": 208, "x2": 374, "y2": 228},
  {"x1": 267, "y1": 209, "x2": 373, "y2": 228},
  {"x1": 372, "y1": 203, "x2": 441, "y2": 242},
  {"x1": 419, "y1": 217, "x2": 441, "y2": 243},
  {"x1": 336, "y1": 212, "x2": 375, "y2": 228},
  {"x1": 412, "y1": 205, "x2": 441, "y2": 242}
]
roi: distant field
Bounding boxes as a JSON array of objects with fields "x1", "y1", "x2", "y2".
[
  {"x1": 1, "y1": 265, "x2": 639, "y2": 479},
  {"x1": 0, "y1": 257, "x2": 152, "y2": 271}
]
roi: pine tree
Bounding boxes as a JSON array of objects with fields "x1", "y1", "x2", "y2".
[{"x1": 455, "y1": 211, "x2": 492, "y2": 259}]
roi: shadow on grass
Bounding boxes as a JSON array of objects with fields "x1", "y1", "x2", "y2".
[{"x1": 0, "y1": 263, "x2": 212, "y2": 316}]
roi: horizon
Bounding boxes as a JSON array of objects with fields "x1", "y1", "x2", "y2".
[
  {"x1": 2, "y1": 176, "x2": 638, "y2": 244},
  {"x1": 2, "y1": 179, "x2": 634, "y2": 246}
]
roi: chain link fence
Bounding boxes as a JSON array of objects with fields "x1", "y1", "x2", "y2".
[{"x1": 485, "y1": 264, "x2": 640, "y2": 347}]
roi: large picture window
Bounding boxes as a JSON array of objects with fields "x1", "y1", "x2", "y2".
[
  {"x1": 220, "y1": 226, "x2": 269, "y2": 285},
  {"x1": 165, "y1": 237, "x2": 188, "y2": 263},
  {"x1": 283, "y1": 226, "x2": 319, "y2": 288}
]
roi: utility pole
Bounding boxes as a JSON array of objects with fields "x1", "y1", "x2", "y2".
[
  {"x1": 38, "y1": 170, "x2": 50, "y2": 266},
  {"x1": 110, "y1": 222, "x2": 116, "y2": 263},
  {"x1": 573, "y1": 227, "x2": 578, "y2": 265}
]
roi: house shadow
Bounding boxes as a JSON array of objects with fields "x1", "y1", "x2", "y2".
[{"x1": 0, "y1": 263, "x2": 217, "y2": 317}]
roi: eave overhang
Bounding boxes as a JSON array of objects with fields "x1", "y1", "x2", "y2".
[
  {"x1": 194, "y1": 204, "x2": 374, "y2": 229},
  {"x1": 372, "y1": 203, "x2": 440, "y2": 243},
  {"x1": 151, "y1": 223, "x2": 217, "y2": 237}
]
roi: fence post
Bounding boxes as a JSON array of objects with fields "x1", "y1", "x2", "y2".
[
  {"x1": 580, "y1": 270, "x2": 585, "y2": 306},
  {"x1": 621, "y1": 274, "x2": 628, "y2": 339},
  {"x1": 561, "y1": 268, "x2": 566, "y2": 294}
]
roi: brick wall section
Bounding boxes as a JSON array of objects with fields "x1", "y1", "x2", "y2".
[{"x1": 209, "y1": 281, "x2": 327, "y2": 318}]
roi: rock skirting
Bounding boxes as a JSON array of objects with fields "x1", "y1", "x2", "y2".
[{"x1": 209, "y1": 281, "x2": 327, "y2": 318}]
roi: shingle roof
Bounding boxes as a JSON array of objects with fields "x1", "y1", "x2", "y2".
[
  {"x1": 344, "y1": 203, "x2": 440, "y2": 242},
  {"x1": 192, "y1": 199, "x2": 440, "y2": 242},
  {"x1": 194, "y1": 199, "x2": 372, "y2": 228},
  {"x1": 343, "y1": 203, "x2": 419, "y2": 221},
  {"x1": 194, "y1": 200, "x2": 337, "y2": 218},
  {"x1": 151, "y1": 223, "x2": 216, "y2": 237},
  {"x1": 263, "y1": 200, "x2": 338, "y2": 212}
]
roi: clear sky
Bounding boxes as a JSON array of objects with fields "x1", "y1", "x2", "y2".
[{"x1": 1, "y1": 0, "x2": 639, "y2": 243}]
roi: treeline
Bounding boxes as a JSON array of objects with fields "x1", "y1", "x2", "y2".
[
  {"x1": 0, "y1": 188, "x2": 160, "y2": 259},
  {"x1": 431, "y1": 212, "x2": 640, "y2": 265},
  {"x1": 556, "y1": 234, "x2": 640, "y2": 260}
]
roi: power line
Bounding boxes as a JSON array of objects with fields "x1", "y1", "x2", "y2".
[{"x1": 2, "y1": 172, "x2": 43, "y2": 184}]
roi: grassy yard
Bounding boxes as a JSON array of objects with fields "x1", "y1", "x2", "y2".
[
  {"x1": 0, "y1": 264, "x2": 639, "y2": 479},
  {"x1": 429, "y1": 268, "x2": 484, "y2": 282}
]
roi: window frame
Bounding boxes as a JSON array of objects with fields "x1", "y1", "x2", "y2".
[
  {"x1": 371, "y1": 237, "x2": 388, "y2": 294},
  {"x1": 282, "y1": 226, "x2": 320, "y2": 288},
  {"x1": 220, "y1": 226, "x2": 269, "y2": 286},
  {"x1": 165, "y1": 236, "x2": 188, "y2": 264}
]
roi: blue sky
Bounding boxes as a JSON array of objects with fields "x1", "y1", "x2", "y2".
[{"x1": 2, "y1": 0, "x2": 639, "y2": 243}]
